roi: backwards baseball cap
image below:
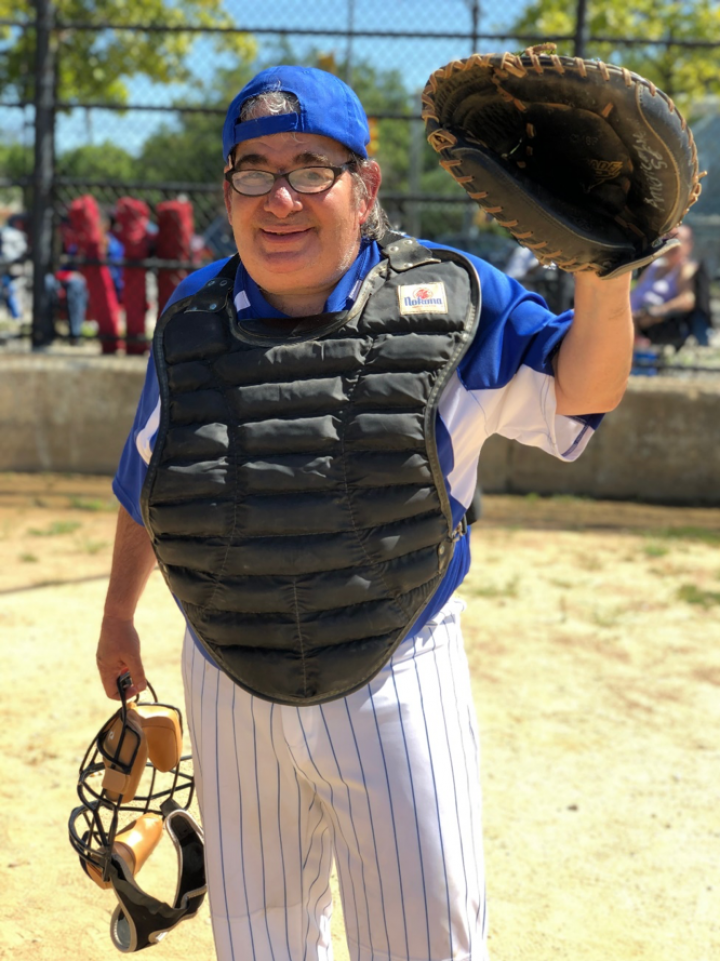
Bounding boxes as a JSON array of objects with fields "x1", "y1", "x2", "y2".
[{"x1": 222, "y1": 65, "x2": 370, "y2": 163}]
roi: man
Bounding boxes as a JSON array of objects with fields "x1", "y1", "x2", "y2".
[{"x1": 97, "y1": 65, "x2": 633, "y2": 961}]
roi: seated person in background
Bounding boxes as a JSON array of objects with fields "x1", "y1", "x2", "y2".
[
  {"x1": 504, "y1": 242, "x2": 575, "y2": 315},
  {"x1": 0, "y1": 216, "x2": 28, "y2": 320},
  {"x1": 45, "y1": 269, "x2": 89, "y2": 345},
  {"x1": 631, "y1": 225, "x2": 712, "y2": 348},
  {"x1": 47, "y1": 215, "x2": 89, "y2": 345}
]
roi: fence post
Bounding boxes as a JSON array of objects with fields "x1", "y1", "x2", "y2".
[
  {"x1": 469, "y1": 0, "x2": 480, "y2": 53},
  {"x1": 30, "y1": 0, "x2": 56, "y2": 349},
  {"x1": 573, "y1": 0, "x2": 589, "y2": 58}
]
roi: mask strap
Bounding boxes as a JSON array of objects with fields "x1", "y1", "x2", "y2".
[{"x1": 107, "y1": 803, "x2": 206, "y2": 953}]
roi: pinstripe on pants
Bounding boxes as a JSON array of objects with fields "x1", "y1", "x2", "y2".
[{"x1": 182, "y1": 598, "x2": 488, "y2": 961}]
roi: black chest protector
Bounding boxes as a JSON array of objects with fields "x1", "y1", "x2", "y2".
[{"x1": 141, "y1": 235, "x2": 480, "y2": 705}]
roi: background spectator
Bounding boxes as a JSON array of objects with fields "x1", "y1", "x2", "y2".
[
  {"x1": 0, "y1": 214, "x2": 28, "y2": 321},
  {"x1": 632, "y1": 225, "x2": 712, "y2": 348}
]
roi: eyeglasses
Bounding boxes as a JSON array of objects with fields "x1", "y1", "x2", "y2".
[{"x1": 224, "y1": 162, "x2": 356, "y2": 197}]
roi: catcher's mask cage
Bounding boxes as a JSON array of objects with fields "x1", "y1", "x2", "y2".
[{"x1": 68, "y1": 673, "x2": 206, "y2": 952}]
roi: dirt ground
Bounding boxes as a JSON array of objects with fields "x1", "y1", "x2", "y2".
[{"x1": 1, "y1": 472, "x2": 719, "y2": 961}]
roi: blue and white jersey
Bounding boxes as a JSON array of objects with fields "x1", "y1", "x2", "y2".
[{"x1": 114, "y1": 237, "x2": 601, "y2": 639}]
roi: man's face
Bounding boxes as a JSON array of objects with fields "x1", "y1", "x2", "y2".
[{"x1": 223, "y1": 131, "x2": 378, "y2": 312}]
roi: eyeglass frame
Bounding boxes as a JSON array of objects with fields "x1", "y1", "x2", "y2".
[{"x1": 224, "y1": 161, "x2": 358, "y2": 197}]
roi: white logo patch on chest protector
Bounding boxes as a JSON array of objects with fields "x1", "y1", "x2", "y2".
[{"x1": 398, "y1": 282, "x2": 448, "y2": 314}]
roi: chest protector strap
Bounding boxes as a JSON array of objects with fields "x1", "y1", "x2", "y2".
[{"x1": 141, "y1": 234, "x2": 480, "y2": 704}]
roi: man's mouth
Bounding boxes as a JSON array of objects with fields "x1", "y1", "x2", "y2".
[{"x1": 260, "y1": 225, "x2": 312, "y2": 236}]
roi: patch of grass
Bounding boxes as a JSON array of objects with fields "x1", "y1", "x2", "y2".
[
  {"x1": 549, "y1": 578, "x2": 573, "y2": 589},
  {"x1": 591, "y1": 606, "x2": 625, "y2": 628},
  {"x1": 524, "y1": 492, "x2": 540, "y2": 504},
  {"x1": 81, "y1": 540, "x2": 109, "y2": 555},
  {"x1": 19, "y1": 552, "x2": 38, "y2": 563},
  {"x1": 642, "y1": 543, "x2": 669, "y2": 558},
  {"x1": 550, "y1": 494, "x2": 589, "y2": 504},
  {"x1": 470, "y1": 577, "x2": 519, "y2": 599},
  {"x1": 644, "y1": 527, "x2": 720, "y2": 546},
  {"x1": 28, "y1": 521, "x2": 82, "y2": 537},
  {"x1": 68, "y1": 496, "x2": 118, "y2": 512},
  {"x1": 677, "y1": 583, "x2": 720, "y2": 608}
]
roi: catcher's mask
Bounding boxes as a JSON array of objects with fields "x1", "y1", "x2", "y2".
[{"x1": 68, "y1": 673, "x2": 206, "y2": 952}]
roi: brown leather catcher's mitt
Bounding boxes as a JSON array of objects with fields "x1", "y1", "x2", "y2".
[{"x1": 422, "y1": 46, "x2": 704, "y2": 279}]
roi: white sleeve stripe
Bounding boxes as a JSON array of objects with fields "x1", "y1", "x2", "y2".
[
  {"x1": 135, "y1": 397, "x2": 161, "y2": 465},
  {"x1": 438, "y1": 365, "x2": 597, "y2": 509},
  {"x1": 438, "y1": 372, "x2": 486, "y2": 510}
]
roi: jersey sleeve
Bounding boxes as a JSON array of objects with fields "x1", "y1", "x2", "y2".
[
  {"x1": 434, "y1": 249, "x2": 603, "y2": 515},
  {"x1": 460, "y1": 257, "x2": 602, "y2": 447},
  {"x1": 112, "y1": 354, "x2": 160, "y2": 525}
]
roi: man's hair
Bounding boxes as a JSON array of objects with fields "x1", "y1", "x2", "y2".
[{"x1": 237, "y1": 90, "x2": 388, "y2": 241}]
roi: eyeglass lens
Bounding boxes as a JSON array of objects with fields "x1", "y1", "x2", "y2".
[{"x1": 230, "y1": 166, "x2": 340, "y2": 196}]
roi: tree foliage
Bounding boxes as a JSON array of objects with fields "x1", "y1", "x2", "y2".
[
  {"x1": 1, "y1": 0, "x2": 256, "y2": 105},
  {"x1": 57, "y1": 141, "x2": 138, "y2": 181},
  {"x1": 137, "y1": 63, "x2": 259, "y2": 187},
  {"x1": 510, "y1": 0, "x2": 720, "y2": 109}
]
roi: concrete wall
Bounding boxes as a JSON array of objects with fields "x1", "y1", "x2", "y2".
[
  {"x1": 0, "y1": 355, "x2": 146, "y2": 476},
  {"x1": 479, "y1": 377, "x2": 720, "y2": 504},
  {"x1": 1, "y1": 355, "x2": 719, "y2": 504}
]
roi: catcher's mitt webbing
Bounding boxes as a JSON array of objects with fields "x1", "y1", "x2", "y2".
[{"x1": 422, "y1": 46, "x2": 703, "y2": 278}]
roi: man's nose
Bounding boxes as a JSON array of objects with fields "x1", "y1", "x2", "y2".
[{"x1": 263, "y1": 179, "x2": 303, "y2": 216}]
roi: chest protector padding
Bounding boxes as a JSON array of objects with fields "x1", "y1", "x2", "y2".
[{"x1": 141, "y1": 237, "x2": 480, "y2": 705}]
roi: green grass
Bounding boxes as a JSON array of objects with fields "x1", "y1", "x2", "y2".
[
  {"x1": 642, "y1": 543, "x2": 670, "y2": 558},
  {"x1": 28, "y1": 521, "x2": 82, "y2": 537},
  {"x1": 591, "y1": 607, "x2": 624, "y2": 628},
  {"x1": 677, "y1": 584, "x2": 720, "y2": 608},
  {"x1": 468, "y1": 576, "x2": 519, "y2": 599},
  {"x1": 68, "y1": 496, "x2": 118, "y2": 512},
  {"x1": 80, "y1": 540, "x2": 109, "y2": 555},
  {"x1": 19, "y1": 553, "x2": 38, "y2": 563},
  {"x1": 644, "y1": 527, "x2": 720, "y2": 545}
]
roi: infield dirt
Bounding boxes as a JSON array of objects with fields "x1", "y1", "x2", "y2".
[{"x1": 1, "y1": 473, "x2": 718, "y2": 961}]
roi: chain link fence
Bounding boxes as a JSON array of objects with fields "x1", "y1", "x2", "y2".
[{"x1": 1, "y1": 0, "x2": 719, "y2": 355}]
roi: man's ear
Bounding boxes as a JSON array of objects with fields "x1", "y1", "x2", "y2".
[
  {"x1": 223, "y1": 180, "x2": 233, "y2": 222},
  {"x1": 358, "y1": 160, "x2": 382, "y2": 223}
]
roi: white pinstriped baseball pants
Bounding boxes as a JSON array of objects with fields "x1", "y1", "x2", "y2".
[{"x1": 182, "y1": 598, "x2": 488, "y2": 961}]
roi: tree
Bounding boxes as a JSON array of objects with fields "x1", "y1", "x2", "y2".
[
  {"x1": 137, "y1": 62, "x2": 260, "y2": 187},
  {"x1": 137, "y1": 50, "x2": 419, "y2": 190},
  {"x1": 0, "y1": 140, "x2": 33, "y2": 205},
  {"x1": 0, "y1": 141, "x2": 33, "y2": 180},
  {"x1": 1, "y1": 1, "x2": 256, "y2": 105},
  {"x1": 510, "y1": 0, "x2": 720, "y2": 109},
  {"x1": 57, "y1": 141, "x2": 137, "y2": 180}
]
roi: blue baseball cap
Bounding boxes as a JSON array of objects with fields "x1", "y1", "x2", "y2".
[{"x1": 222, "y1": 65, "x2": 370, "y2": 163}]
